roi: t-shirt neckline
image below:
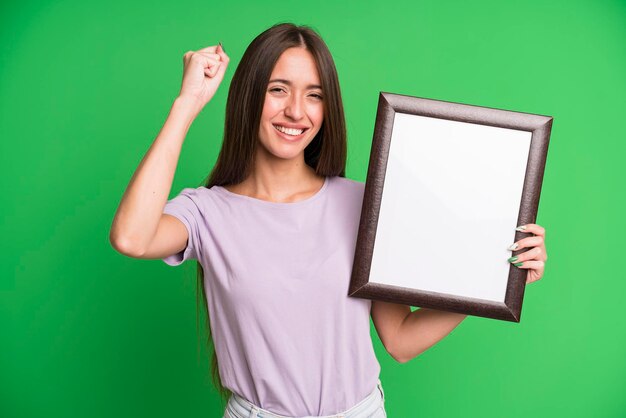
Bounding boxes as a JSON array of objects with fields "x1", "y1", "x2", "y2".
[{"x1": 212, "y1": 176, "x2": 330, "y2": 208}]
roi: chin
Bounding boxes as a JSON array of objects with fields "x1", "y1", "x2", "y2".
[{"x1": 265, "y1": 143, "x2": 308, "y2": 161}]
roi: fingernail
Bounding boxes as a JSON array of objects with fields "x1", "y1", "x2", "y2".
[
  {"x1": 508, "y1": 256, "x2": 518, "y2": 263},
  {"x1": 507, "y1": 242, "x2": 519, "y2": 251},
  {"x1": 516, "y1": 225, "x2": 527, "y2": 231},
  {"x1": 218, "y1": 41, "x2": 226, "y2": 53},
  {"x1": 514, "y1": 262, "x2": 523, "y2": 267}
]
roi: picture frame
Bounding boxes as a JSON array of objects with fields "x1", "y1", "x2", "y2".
[{"x1": 348, "y1": 92, "x2": 553, "y2": 322}]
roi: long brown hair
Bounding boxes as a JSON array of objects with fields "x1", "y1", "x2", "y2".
[{"x1": 194, "y1": 22, "x2": 348, "y2": 405}]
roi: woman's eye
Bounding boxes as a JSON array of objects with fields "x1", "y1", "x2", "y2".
[{"x1": 269, "y1": 87, "x2": 322, "y2": 100}]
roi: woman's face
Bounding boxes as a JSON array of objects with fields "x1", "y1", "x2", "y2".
[{"x1": 257, "y1": 47, "x2": 324, "y2": 161}]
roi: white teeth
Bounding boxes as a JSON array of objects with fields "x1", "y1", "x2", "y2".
[{"x1": 274, "y1": 125, "x2": 305, "y2": 136}]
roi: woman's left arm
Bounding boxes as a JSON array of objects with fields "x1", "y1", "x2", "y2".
[{"x1": 372, "y1": 223, "x2": 548, "y2": 363}]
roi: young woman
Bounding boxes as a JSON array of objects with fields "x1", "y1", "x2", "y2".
[{"x1": 110, "y1": 22, "x2": 548, "y2": 418}]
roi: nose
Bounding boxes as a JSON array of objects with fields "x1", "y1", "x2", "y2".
[{"x1": 284, "y1": 94, "x2": 304, "y2": 120}]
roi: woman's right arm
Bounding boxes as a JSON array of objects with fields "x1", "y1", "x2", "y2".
[
  {"x1": 109, "y1": 96, "x2": 198, "y2": 258},
  {"x1": 109, "y1": 43, "x2": 230, "y2": 258}
]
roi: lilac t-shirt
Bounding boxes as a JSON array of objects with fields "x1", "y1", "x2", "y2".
[{"x1": 161, "y1": 175, "x2": 381, "y2": 416}]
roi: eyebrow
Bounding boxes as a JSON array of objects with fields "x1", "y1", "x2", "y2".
[{"x1": 269, "y1": 78, "x2": 322, "y2": 90}]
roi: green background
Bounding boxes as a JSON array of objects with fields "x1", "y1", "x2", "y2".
[{"x1": 2, "y1": 0, "x2": 625, "y2": 417}]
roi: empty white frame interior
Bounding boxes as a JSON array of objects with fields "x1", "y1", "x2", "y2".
[{"x1": 368, "y1": 112, "x2": 532, "y2": 302}]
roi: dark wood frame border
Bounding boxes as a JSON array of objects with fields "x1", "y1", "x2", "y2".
[{"x1": 348, "y1": 92, "x2": 553, "y2": 322}]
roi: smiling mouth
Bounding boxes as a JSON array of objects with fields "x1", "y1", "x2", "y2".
[{"x1": 273, "y1": 124, "x2": 309, "y2": 137}]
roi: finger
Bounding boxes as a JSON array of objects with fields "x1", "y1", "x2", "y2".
[
  {"x1": 511, "y1": 259, "x2": 545, "y2": 271},
  {"x1": 508, "y1": 246, "x2": 544, "y2": 263},
  {"x1": 519, "y1": 223, "x2": 549, "y2": 262},
  {"x1": 192, "y1": 55, "x2": 220, "y2": 74},
  {"x1": 195, "y1": 52, "x2": 221, "y2": 61},
  {"x1": 508, "y1": 235, "x2": 544, "y2": 251},
  {"x1": 197, "y1": 54, "x2": 221, "y2": 77},
  {"x1": 191, "y1": 53, "x2": 220, "y2": 66},
  {"x1": 516, "y1": 223, "x2": 545, "y2": 237},
  {"x1": 215, "y1": 44, "x2": 230, "y2": 70},
  {"x1": 519, "y1": 264, "x2": 544, "y2": 283},
  {"x1": 197, "y1": 45, "x2": 219, "y2": 54},
  {"x1": 204, "y1": 62, "x2": 221, "y2": 77}
]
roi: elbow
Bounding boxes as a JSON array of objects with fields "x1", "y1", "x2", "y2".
[
  {"x1": 394, "y1": 352, "x2": 419, "y2": 364},
  {"x1": 109, "y1": 232, "x2": 144, "y2": 258},
  {"x1": 388, "y1": 344, "x2": 411, "y2": 364},
  {"x1": 390, "y1": 343, "x2": 423, "y2": 364},
  {"x1": 392, "y1": 352, "x2": 410, "y2": 364}
]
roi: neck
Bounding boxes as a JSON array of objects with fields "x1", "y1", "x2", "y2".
[{"x1": 228, "y1": 148, "x2": 324, "y2": 202}]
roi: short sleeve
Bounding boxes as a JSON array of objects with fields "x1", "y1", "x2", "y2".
[{"x1": 162, "y1": 187, "x2": 203, "y2": 266}]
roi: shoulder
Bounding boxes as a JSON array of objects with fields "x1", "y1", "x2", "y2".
[
  {"x1": 165, "y1": 186, "x2": 219, "y2": 213},
  {"x1": 173, "y1": 185, "x2": 208, "y2": 197},
  {"x1": 168, "y1": 186, "x2": 213, "y2": 203},
  {"x1": 330, "y1": 175, "x2": 365, "y2": 194},
  {"x1": 327, "y1": 176, "x2": 366, "y2": 206}
]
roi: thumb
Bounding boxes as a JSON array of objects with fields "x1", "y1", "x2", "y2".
[{"x1": 214, "y1": 42, "x2": 229, "y2": 79}]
